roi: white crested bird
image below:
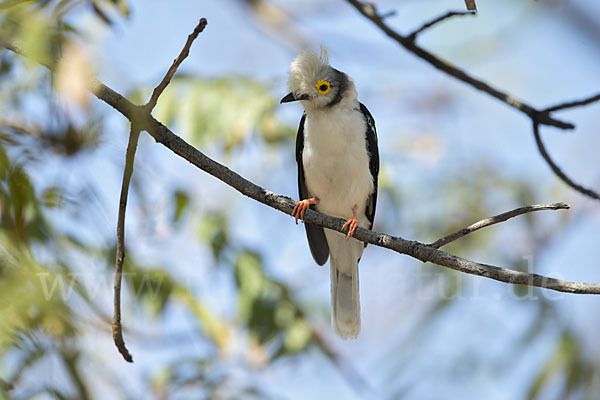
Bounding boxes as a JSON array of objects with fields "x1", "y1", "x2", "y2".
[{"x1": 281, "y1": 49, "x2": 379, "y2": 339}]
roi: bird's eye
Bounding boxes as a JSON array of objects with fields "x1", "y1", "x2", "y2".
[{"x1": 315, "y1": 80, "x2": 331, "y2": 95}]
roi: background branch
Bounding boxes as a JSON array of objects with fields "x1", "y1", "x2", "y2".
[
  {"x1": 407, "y1": 10, "x2": 476, "y2": 41},
  {"x1": 345, "y1": 0, "x2": 600, "y2": 201},
  {"x1": 429, "y1": 202, "x2": 570, "y2": 249},
  {"x1": 544, "y1": 92, "x2": 600, "y2": 112},
  {"x1": 344, "y1": 0, "x2": 574, "y2": 130},
  {"x1": 532, "y1": 122, "x2": 600, "y2": 200},
  {"x1": 113, "y1": 125, "x2": 140, "y2": 363}
]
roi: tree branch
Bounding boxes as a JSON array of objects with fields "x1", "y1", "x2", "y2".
[
  {"x1": 344, "y1": 0, "x2": 574, "y2": 130},
  {"x1": 344, "y1": 0, "x2": 600, "y2": 201},
  {"x1": 111, "y1": 18, "x2": 207, "y2": 363},
  {"x1": 429, "y1": 202, "x2": 570, "y2": 249},
  {"x1": 86, "y1": 79, "x2": 600, "y2": 295},
  {"x1": 407, "y1": 10, "x2": 476, "y2": 41},
  {"x1": 113, "y1": 125, "x2": 140, "y2": 363},
  {"x1": 145, "y1": 18, "x2": 207, "y2": 111},
  {"x1": 532, "y1": 122, "x2": 600, "y2": 200},
  {"x1": 544, "y1": 92, "x2": 600, "y2": 112}
]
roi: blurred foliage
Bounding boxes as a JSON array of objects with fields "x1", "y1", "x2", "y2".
[
  {"x1": 129, "y1": 76, "x2": 295, "y2": 152},
  {"x1": 235, "y1": 250, "x2": 311, "y2": 356}
]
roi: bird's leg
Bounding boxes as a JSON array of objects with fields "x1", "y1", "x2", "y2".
[
  {"x1": 291, "y1": 197, "x2": 319, "y2": 224},
  {"x1": 342, "y1": 204, "x2": 359, "y2": 238}
]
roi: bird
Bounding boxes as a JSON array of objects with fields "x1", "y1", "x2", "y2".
[{"x1": 280, "y1": 48, "x2": 379, "y2": 339}]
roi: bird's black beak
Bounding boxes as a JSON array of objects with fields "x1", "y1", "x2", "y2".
[{"x1": 280, "y1": 92, "x2": 309, "y2": 104}]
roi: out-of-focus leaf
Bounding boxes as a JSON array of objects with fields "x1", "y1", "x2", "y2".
[
  {"x1": 0, "y1": 234, "x2": 77, "y2": 350},
  {"x1": 41, "y1": 186, "x2": 64, "y2": 209},
  {"x1": 199, "y1": 213, "x2": 229, "y2": 262},
  {"x1": 236, "y1": 251, "x2": 267, "y2": 322},
  {"x1": 54, "y1": 41, "x2": 92, "y2": 109},
  {"x1": 124, "y1": 262, "x2": 174, "y2": 317},
  {"x1": 172, "y1": 189, "x2": 190, "y2": 224},
  {"x1": 154, "y1": 82, "x2": 176, "y2": 126},
  {"x1": 135, "y1": 76, "x2": 294, "y2": 152},
  {"x1": 526, "y1": 331, "x2": 592, "y2": 400},
  {"x1": 235, "y1": 250, "x2": 312, "y2": 357},
  {"x1": 284, "y1": 319, "x2": 311, "y2": 353},
  {"x1": 175, "y1": 287, "x2": 231, "y2": 351}
]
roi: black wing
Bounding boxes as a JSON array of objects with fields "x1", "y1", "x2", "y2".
[
  {"x1": 296, "y1": 114, "x2": 330, "y2": 265},
  {"x1": 359, "y1": 103, "x2": 379, "y2": 236}
]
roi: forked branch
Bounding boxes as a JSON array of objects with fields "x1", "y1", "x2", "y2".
[
  {"x1": 345, "y1": 0, "x2": 600, "y2": 201},
  {"x1": 112, "y1": 17, "x2": 207, "y2": 362}
]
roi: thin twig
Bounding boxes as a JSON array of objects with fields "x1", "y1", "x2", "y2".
[
  {"x1": 89, "y1": 80, "x2": 600, "y2": 295},
  {"x1": 145, "y1": 18, "x2": 207, "y2": 111},
  {"x1": 464, "y1": 0, "x2": 477, "y2": 11},
  {"x1": 344, "y1": 0, "x2": 574, "y2": 130},
  {"x1": 379, "y1": 10, "x2": 397, "y2": 19},
  {"x1": 429, "y1": 202, "x2": 570, "y2": 249},
  {"x1": 532, "y1": 122, "x2": 600, "y2": 200},
  {"x1": 408, "y1": 10, "x2": 476, "y2": 41},
  {"x1": 544, "y1": 92, "x2": 600, "y2": 112},
  {"x1": 113, "y1": 125, "x2": 141, "y2": 363}
]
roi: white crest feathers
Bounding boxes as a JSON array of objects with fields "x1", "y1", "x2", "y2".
[{"x1": 287, "y1": 47, "x2": 330, "y2": 96}]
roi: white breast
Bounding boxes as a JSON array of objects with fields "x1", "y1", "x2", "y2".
[{"x1": 302, "y1": 105, "x2": 374, "y2": 224}]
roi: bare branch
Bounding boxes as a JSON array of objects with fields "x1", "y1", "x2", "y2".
[
  {"x1": 88, "y1": 79, "x2": 600, "y2": 295},
  {"x1": 429, "y1": 202, "x2": 570, "y2": 249},
  {"x1": 407, "y1": 10, "x2": 476, "y2": 41},
  {"x1": 345, "y1": 0, "x2": 600, "y2": 202},
  {"x1": 344, "y1": 0, "x2": 574, "y2": 130},
  {"x1": 464, "y1": 0, "x2": 477, "y2": 11},
  {"x1": 544, "y1": 92, "x2": 600, "y2": 112},
  {"x1": 145, "y1": 18, "x2": 207, "y2": 111},
  {"x1": 113, "y1": 125, "x2": 141, "y2": 363},
  {"x1": 532, "y1": 122, "x2": 600, "y2": 200}
]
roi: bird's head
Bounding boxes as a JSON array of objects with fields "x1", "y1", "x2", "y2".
[{"x1": 281, "y1": 48, "x2": 357, "y2": 112}]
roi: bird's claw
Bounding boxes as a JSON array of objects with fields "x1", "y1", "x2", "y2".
[
  {"x1": 291, "y1": 198, "x2": 319, "y2": 224},
  {"x1": 342, "y1": 217, "x2": 359, "y2": 238}
]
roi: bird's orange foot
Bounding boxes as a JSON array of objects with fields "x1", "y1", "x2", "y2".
[
  {"x1": 342, "y1": 204, "x2": 359, "y2": 238},
  {"x1": 342, "y1": 217, "x2": 359, "y2": 238},
  {"x1": 291, "y1": 197, "x2": 319, "y2": 224}
]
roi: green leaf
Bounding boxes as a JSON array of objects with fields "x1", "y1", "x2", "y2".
[
  {"x1": 198, "y1": 213, "x2": 228, "y2": 261},
  {"x1": 172, "y1": 189, "x2": 190, "y2": 223},
  {"x1": 284, "y1": 319, "x2": 311, "y2": 353}
]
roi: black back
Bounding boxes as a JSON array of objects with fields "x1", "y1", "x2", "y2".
[{"x1": 359, "y1": 102, "x2": 379, "y2": 235}]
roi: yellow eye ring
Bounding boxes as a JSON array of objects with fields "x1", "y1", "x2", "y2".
[{"x1": 315, "y1": 80, "x2": 331, "y2": 95}]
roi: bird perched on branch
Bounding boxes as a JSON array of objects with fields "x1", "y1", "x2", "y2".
[{"x1": 281, "y1": 48, "x2": 379, "y2": 338}]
